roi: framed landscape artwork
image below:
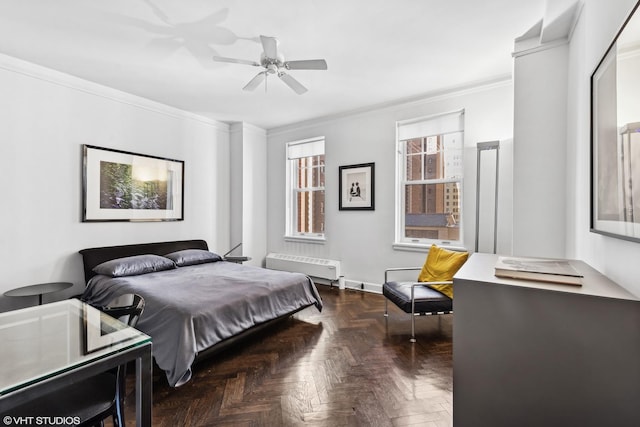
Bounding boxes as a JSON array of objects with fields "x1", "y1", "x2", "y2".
[
  {"x1": 82, "y1": 145, "x2": 184, "y2": 222},
  {"x1": 591, "y1": 1, "x2": 640, "y2": 242},
  {"x1": 339, "y1": 162, "x2": 375, "y2": 211}
]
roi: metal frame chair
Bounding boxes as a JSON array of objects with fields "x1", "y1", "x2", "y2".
[
  {"x1": 89, "y1": 294, "x2": 145, "y2": 427},
  {"x1": 383, "y1": 267, "x2": 453, "y2": 342}
]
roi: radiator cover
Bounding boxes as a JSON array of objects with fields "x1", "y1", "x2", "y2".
[{"x1": 265, "y1": 253, "x2": 341, "y2": 281}]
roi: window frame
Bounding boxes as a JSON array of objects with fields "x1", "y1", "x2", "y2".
[
  {"x1": 395, "y1": 111, "x2": 465, "y2": 249},
  {"x1": 285, "y1": 137, "x2": 326, "y2": 242}
]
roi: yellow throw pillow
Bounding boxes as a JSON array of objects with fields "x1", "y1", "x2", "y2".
[{"x1": 417, "y1": 244, "x2": 469, "y2": 298}]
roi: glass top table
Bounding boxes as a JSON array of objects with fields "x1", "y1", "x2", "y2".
[{"x1": 0, "y1": 299, "x2": 152, "y2": 425}]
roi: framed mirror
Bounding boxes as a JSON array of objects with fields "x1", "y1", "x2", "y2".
[{"x1": 591, "y1": 0, "x2": 640, "y2": 242}]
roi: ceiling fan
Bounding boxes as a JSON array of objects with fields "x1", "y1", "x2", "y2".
[{"x1": 213, "y1": 35, "x2": 327, "y2": 94}]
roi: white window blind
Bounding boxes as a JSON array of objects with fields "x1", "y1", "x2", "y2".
[
  {"x1": 397, "y1": 110, "x2": 464, "y2": 141},
  {"x1": 287, "y1": 138, "x2": 325, "y2": 160}
]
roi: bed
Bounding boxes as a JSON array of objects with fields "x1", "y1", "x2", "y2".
[{"x1": 79, "y1": 239, "x2": 323, "y2": 387}]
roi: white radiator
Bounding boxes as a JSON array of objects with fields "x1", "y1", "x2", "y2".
[{"x1": 266, "y1": 253, "x2": 341, "y2": 281}]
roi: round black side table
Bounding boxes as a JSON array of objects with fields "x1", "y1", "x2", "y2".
[{"x1": 4, "y1": 282, "x2": 74, "y2": 305}]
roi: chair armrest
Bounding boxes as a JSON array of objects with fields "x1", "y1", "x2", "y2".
[{"x1": 384, "y1": 267, "x2": 422, "y2": 283}]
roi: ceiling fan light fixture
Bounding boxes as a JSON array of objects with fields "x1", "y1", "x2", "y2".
[{"x1": 266, "y1": 63, "x2": 278, "y2": 74}]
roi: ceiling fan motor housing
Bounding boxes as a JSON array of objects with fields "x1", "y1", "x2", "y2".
[{"x1": 261, "y1": 53, "x2": 285, "y2": 73}]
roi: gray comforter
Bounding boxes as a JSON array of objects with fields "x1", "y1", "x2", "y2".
[{"x1": 82, "y1": 261, "x2": 322, "y2": 386}]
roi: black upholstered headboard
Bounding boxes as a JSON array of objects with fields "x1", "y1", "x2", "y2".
[{"x1": 79, "y1": 239, "x2": 209, "y2": 284}]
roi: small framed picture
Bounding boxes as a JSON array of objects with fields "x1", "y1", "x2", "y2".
[{"x1": 339, "y1": 162, "x2": 375, "y2": 211}]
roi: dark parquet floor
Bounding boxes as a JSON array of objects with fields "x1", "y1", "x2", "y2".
[{"x1": 119, "y1": 285, "x2": 453, "y2": 426}]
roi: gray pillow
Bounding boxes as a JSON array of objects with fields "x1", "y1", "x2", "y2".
[
  {"x1": 164, "y1": 249, "x2": 222, "y2": 267},
  {"x1": 93, "y1": 254, "x2": 176, "y2": 277}
]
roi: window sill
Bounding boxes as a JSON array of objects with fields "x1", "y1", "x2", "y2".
[
  {"x1": 284, "y1": 235, "x2": 326, "y2": 244},
  {"x1": 393, "y1": 242, "x2": 467, "y2": 252}
]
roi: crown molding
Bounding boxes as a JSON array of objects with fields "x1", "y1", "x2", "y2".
[
  {"x1": 229, "y1": 121, "x2": 268, "y2": 136},
  {"x1": 0, "y1": 53, "x2": 229, "y2": 131},
  {"x1": 512, "y1": 38, "x2": 570, "y2": 59},
  {"x1": 267, "y1": 75, "x2": 512, "y2": 136},
  {"x1": 512, "y1": 1, "x2": 583, "y2": 59}
]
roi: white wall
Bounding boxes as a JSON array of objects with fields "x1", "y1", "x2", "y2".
[
  {"x1": 0, "y1": 55, "x2": 231, "y2": 311},
  {"x1": 513, "y1": 42, "x2": 569, "y2": 258},
  {"x1": 567, "y1": 0, "x2": 640, "y2": 296},
  {"x1": 229, "y1": 122, "x2": 268, "y2": 266},
  {"x1": 266, "y1": 81, "x2": 515, "y2": 290}
]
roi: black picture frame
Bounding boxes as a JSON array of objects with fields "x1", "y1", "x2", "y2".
[
  {"x1": 339, "y1": 162, "x2": 375, "y2": 211},
  {"x1": 590, "y1": 1, "x2": 640, "y2": 242},
  {"x1": 82, "y1": 145, "x2": 184, "y2": 222}
]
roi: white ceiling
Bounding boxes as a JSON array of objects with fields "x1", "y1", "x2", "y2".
[{"x1": 0, "y1": 0, "x2": 545, "y2": 130}]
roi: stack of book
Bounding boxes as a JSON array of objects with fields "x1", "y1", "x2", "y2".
[{"x1": 494, "y1": 256, "x2": 583, "y2": 286}]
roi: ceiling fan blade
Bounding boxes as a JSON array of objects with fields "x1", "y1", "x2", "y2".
[
  {"x1": 284, "y1": 59, "x2": 328, "y2": 70},
  {"x1": 243, "y1": 72, "x2": 266, "y2": 91},
  {"x1": 260, "y1": 35, "x2": 279, "y2": 59},
  {"x1": 279, "y1": 73, "x2": 308, "y2": 95},
  {"x1": 213, "y1": 56, "x2": 260, "y2": 67}
]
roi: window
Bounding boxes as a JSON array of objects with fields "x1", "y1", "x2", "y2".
[
  {"x1": 286, "y1": 137, "x2": 325, "y2": 240},
  {"x1": 396, "y1": 111, "x2": 464, "y2": 246}
]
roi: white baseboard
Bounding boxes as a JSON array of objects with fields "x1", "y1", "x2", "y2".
[{"x1": 313, "y1": 278, "x2": 382, "y2": 294}]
